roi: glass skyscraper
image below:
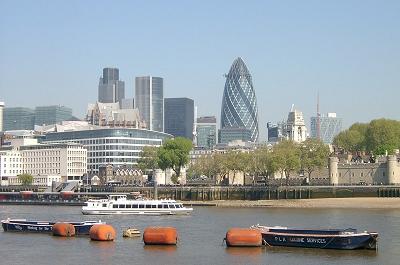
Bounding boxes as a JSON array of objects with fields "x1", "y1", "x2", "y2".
[
  {"x1": 98, "y1": 68, "x2": 125, "y2": 103},
  {"x1": 196, "y1": 116, "x2": 217, "y2": 149},
  {"x1": 164, "y1": 98, "x2": 194, "y2": 139},
  {"x1": 220, "y1": 57, "x2": 259, "y2": 142},
  {"x1": 3, "y1": 107, "x2": 35, "y2": 130},
  {"x1": 310, "y1": 113, "x2": 342, "y2": 144},
  {"x1": 135, "y1": 76, "x2": 164, "y2": 132},
  {"x1": 34, "y1": 105, "x2": 73, "y2": 126}
]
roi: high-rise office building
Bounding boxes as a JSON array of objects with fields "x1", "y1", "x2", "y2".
[
  {"x1": 164, "y1": 98, "x2": 194, "y2": 139},
  {"x1": 219, "y1": 127, "x2": 252, "y2": 144},
  {"x1": 310, "y1": 113, "x2": 342, "y2": 144},
  {"x1": 267, "y1": 121, "x2": 286, "y2": 143},
  {"x1": 196, "y1": 116, "x2": 217, "y2": 148},
  {"x1": 98, "y1": 68, "x2": 125, "y2": 103},
  {"x1": 220, "y1": 57, "x2": 259, "y2": 142},
  {"x1": 34, "y1": 105, "x2": 73, "y2": 126},
  {"x1": 0, "y1": 101, "x2": 4, "y2": 131},
  {"x1": 3, "y1": 107, "x2": 35, "y2": 131},
  {"x1": 119, "y1": 98, "x2": 135, "y2": 109},
  {"x1": 135, "y1": 76, "x2": 163, "y2": 132}
]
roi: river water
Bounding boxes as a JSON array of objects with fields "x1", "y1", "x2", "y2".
[{"x1": 0, "y1": 205, "x2": 399, "y2": 265}]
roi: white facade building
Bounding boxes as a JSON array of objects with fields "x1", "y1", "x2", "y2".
[
  {"x1": 286, "y1": 109, "x2": 308, "y2": 143},
  {"x1": 0, "y1": 141, "x2": 87, "y2": 186},
  {"x1": 0, "y1": 149, "x2": 22, "y2": 186}
]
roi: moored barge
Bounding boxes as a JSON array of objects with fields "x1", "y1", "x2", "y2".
[
  {"x1": 1, "y1": 218, "x2": 104, "y2": 235},
  {"x1": 252, "y1": 225, "x2": 378, "y2": 250}
]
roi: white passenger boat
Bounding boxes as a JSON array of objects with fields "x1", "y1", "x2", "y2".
[{"x1": 82, "y1": 195, "x2": 193, "y2": 215}]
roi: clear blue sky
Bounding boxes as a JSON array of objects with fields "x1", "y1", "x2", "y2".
[{"x1": 1, "y1": 0, "x2": 399, "y2": 139}]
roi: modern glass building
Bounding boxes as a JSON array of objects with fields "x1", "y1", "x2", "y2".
[
  {"x1": 220, "y1": 57, "x2": 259, "y2": 142},
  {"x1": 310, "y1": 113, "x2": 342, "y2": 144},
  {"x1": 218, "y1": 127, "x2": 252, "y2": 144},
  {"x1": 42, "y1": 128, "x2": 172, "y2": 175},
  {"x1": 164, "y1": 98, "x2": 194, "y2": 139},
  {"x1": 196, "y1": 116, "x2": 217, "y2": 149},
  {"x1": 0, "y1": 101, "x2": 4, "y2": 131},
  {"x1": 34, "y1": 105, "x2": 73, "y2": 126},
  {"x1": 135, "y1": 76, "x2": 164, "y2": 132},
  {"x1": 3, "y1": 107, "x2": 35, "y2": 131},
  {"x1": 98, "y1": 68, "x2": 125, "y2": 103}
]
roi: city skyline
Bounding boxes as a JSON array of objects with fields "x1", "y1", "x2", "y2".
[{"x1": 1, "y1": 1, "x2": 400, "y2": 139}]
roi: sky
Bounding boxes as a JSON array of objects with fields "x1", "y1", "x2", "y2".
[{"x1": 1, "y1": 0, "x2": 399, "y2": 139}]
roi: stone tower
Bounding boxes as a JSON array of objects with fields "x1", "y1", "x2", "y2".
[{"x1": 328, "y1": 157, "x2": 339, "y2": 185}]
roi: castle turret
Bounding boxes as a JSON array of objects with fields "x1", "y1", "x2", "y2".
[
  {"x1": 387, "y1": 155, "x2": 400, "y2": 185},
  {"x1": 329, "y1": 157, "x2": 339, "y2": 185}
]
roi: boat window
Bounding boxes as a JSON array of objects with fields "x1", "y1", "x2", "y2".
[
  {"x1": 102, "y1": 204, "x2": 107, "y2": 207},
  {"x1": 169, "y1": 204, "x2": 176, "y2": 208},
  {"x1": 163, "y1": 205, "x2": 168, "y2": 209},
  {"x1": 145, "y1": 205, "x2": 151, "y2": 208},
  {"x1": 157, "y1": 204, "x2": 162, "y2": 208},
  {"x1": 151, "y1": 205, "x2": 156, "y2": 208},
  {"x1": 139, "y1": 204, "x2": 144, "y2": 208},
  {"x1": 126, "y1": 204, "x2": 132, "y2": 208},
  {"x1": 113, "y1": 204, "x2": 118, "y2": 208},
  {"x1": 132, "y1": 205, "x2": 138, "y2": 208},
  {"x1": 119, "y1": 204, "x2": 126, "y2": 208}
]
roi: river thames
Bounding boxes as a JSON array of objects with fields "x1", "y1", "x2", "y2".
[{"x1": 0, "y1": 205, "x2": 399, "y2": 265}]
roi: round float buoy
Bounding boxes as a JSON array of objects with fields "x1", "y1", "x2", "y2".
[
  {"x1": 89, "y1": 224, "x2": 116, "y2": 241},
  {"x1": 143, "y1": 227, "x2": 177, "y2": 245},
  {"x1": 225, "y1": 228, "x2": 262, "y2": 247},
  {"x1": 52, "y1": 222, "x2": 76, "y2": 237}
]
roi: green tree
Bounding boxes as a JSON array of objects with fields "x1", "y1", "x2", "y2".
[
  {"x1": 273, "y1": 140, "x2": 301, "y2": 186},
  {"x1": 300, "y1": 138, "x2": 330, "y2": 178},
  {"x1": 137, "y1": 146, "x2": 159, "y2": 177},
  {"x1": 365, "y1": 119, "x2": 400, "y2": 155},
  {"x1": 157, "y1": 137, "x2": 193, "y2": 182},
  {"x1": 18, "y1": 173, "x2": 33, "y2": 186}
]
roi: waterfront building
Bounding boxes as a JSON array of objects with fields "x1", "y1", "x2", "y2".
[
  {"x1": 0, "y1": 101, "x2": 4, "y2": 131},
  {"x1": 286, "y1": 109, "x2": 307, "y2": 143},
  {"x1": 98, "y1": 164, "x2": 144, "y2": 185},
  {"x1": 328, "y1": 155, "x2": 400, "y2": 185},
  {"x1": 135, "y1": 76, "x2": 164, "y2": 132},
  {"x1": 220, "y1": 57, "x2": 259, "y2": 142},
  {"x1": 86, "y1": 102, "x2": 146, "y2": 128},
  {"x1": 310, "y1": 113, "x2": 342, "y2": 144},
  {"x1": 98, "y1": 68, "x2": 125, "y2": 103},
  {"x1": 164, "y1": 98, "x2": 194, "y2": 139},
  {"x1": 42, "y1": 128, "x2": 172, "y2": 175},
  {"x1": 0, "y1": 139, "x2": 87, "y2": 186},
  {"x1": 3, "y1": 107, "x2": 35, "y2": 131},
  {"x1": 34, "y1": 105, "x2": 73, "y2": 126},
  {"x1": 219, "y1": 127, "x2": 252, "y2": 144},
  {"x1": 0, "y1": 148, "x2": 22, "y2": 186},
  {"x1": 196, "y1": 116, "x2": 217, "y2": 149}
]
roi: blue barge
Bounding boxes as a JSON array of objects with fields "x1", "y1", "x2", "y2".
[
  {"x1": 253, "y1": 225, "x2": 378, "y2": 250},
  {"x1": 1, "y1": 219, "x2": 104, "y2": 235}
]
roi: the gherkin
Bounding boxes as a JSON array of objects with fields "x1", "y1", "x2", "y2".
[{"x1": 220, "y1": 57, "x2": 259, "y2": 142}]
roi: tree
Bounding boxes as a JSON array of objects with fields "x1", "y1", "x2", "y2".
[
  {"x1": 18, "y1": 173, "x2": 33, "y2": 186},
  {"x1": 157, "y1": 137, "x2": 193, "y2": 182},
  {"x1": 224, "y1": 151, "x2": 247, "y2": 184},
  {"x1": 272, "y1": 140, "x2": 301, "y2": 186},
  {"x1": 365, "y1": 119, "x2": 400, "y2": 155},
  {"x1": 137, "y1": 146, "x2": 159, "y2": 178},
  {"x1": 300, "y1": 138, "x2": 330, "y2": 178}
]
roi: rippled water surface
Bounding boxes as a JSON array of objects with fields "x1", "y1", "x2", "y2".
[{"x1": 0, "y1": 205, "x2": 399, "y2": 265}]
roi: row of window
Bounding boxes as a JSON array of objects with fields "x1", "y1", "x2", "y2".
[
  {"x1": 111, "y1": 204, "x2": 183, "y2": 209},
  {"x1": 79, "y1": 139, "x2": 160, "y2": 145}
]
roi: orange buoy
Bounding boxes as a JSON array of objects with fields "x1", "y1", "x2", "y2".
[
  {"x1": 89, "y1": 224, "x2": 116, "y2": 241},
  {"x1": 143, "y1": 227, "x2": 178, "y2": 245},
  {"x1": 225, "y1": 228, "x2": 262, "y2": 247},
  {"x1": 52, "y1": 222, "x2": 76, "y2": 237}
]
